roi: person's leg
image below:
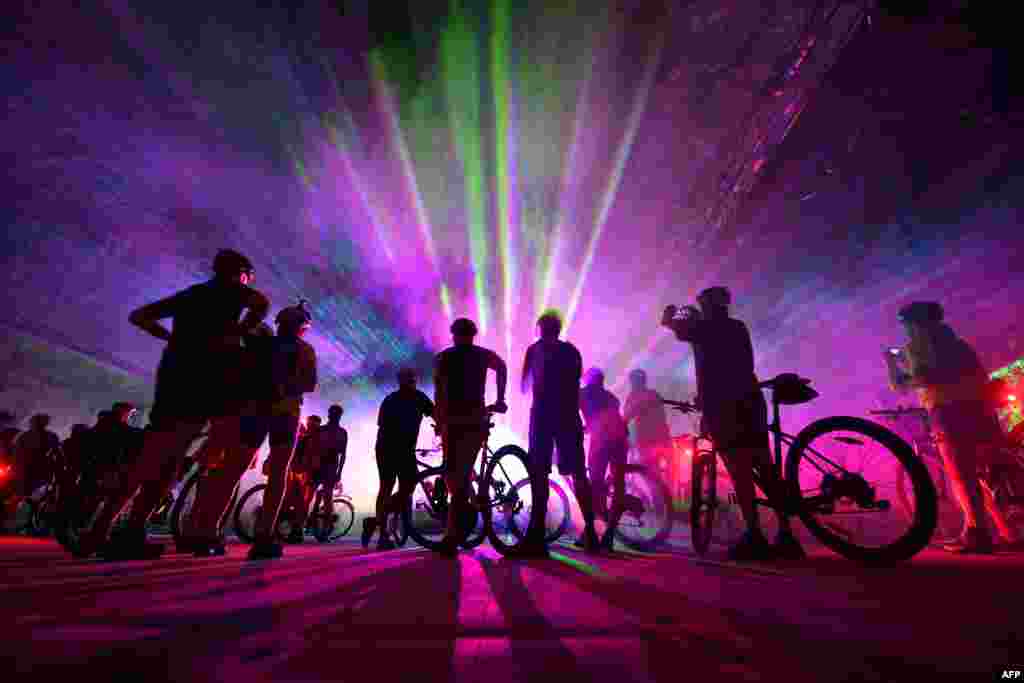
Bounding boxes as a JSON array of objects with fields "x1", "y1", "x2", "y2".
[
  {"x1": 588, "y1": 441, "x2": 611, "y2": 521},
  {"x1": 82, "y1": 421, "x2": 204, "y2": 554},
  {"x1": 525, "y1": 421, "x2": 554, "y2": 546},
  {"x1": 253, "y1": 413, "x2": 300, "y2": 542},
  {"x1": 181, "y1": 416, "x2": 245, "y2": 543},
  {"x1": 560, "y1": 424, "x2": 597, "y2": 547},
  {"x1": 442, "y1": 426, "x2": 484, "y2": 548}
]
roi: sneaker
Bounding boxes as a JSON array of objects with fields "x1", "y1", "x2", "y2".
[
  {"x1": 361, "y1": 518, "x2": 377, "y2": 549},
  {"x1": 377, "y1": 537, "x2": 396, "y2": 551},
  {"x1": 599, "y1": 530, "x2": 616, "y2": 552},
  {"x1": 727, "y1": 529, "x2": 773, "y2": 562},
  {"x1": 287, "y1": 530, "x2": 305, "y2": 545},
  {"x1": 247, "y1": 539, "x2": 284, "y2": 561},
  {"x1": 773, "y1": 529, "x2": 806, "y2": 560},
  {"x1": 581, "y1": 527, "x2": 600, "y2": 555},
  {"x1": 100, "y1": 532, "x2": 164, "y2": 561}
]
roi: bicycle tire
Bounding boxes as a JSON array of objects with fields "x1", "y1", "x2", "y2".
[
  {"x1": 234, "y1": 484, "x2": 266, "y2": 543},
  {"x1": 690, "y1": 451, "x2": 718, "y2": 555},
  {"x1": 612, "y1": 464, "x2": 674, "y2": 552},
  {"x1": 483, "y1": 445, "x2": 534, "y2": 556},
  {"x1": 29, "y1": 490, "x2": 58, "y2": 537},
  {"x1": 169, "y1": 470, "x2": 202, "y2": 544},
  {"x1": 14, "y1": 497, "x2": 37, "y2": 535},
  {"x1": 505, "y1": 478, "x2": 571, "y2": 543},
  {"x1": 785, "y1": 416, "x2": 937, "y2": 565},
  {"x1": 404, "y1": 466, "x2": 464, "y2": 551},
  {"x1": 324, "y1": 498, "x2": 355, "y2": 541}
]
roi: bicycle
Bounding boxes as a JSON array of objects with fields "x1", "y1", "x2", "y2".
[
  {"x1": 680, "y1": 373, "x2": 938, "y2": 565},
  {"x1": 559, "y1": 430, "x2": 675, "y2": 552},
  {"x1": 384, "y1": 442, "x2": 445, "y2": 548},
  {"x1": 403, "y1": 404, "x2": 571, "y2": 554},
  {"x1": 234, "y1": 475, "x2": 355, "y2": 544}
]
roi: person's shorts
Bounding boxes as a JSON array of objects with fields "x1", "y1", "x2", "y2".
[
  {"x1": 701, "y1": 392, "x2": 770, "y2": 451},
  {"x1": 439, "y1": 426, "x2": 486, "y2": 478},
  {"x1": 240, "y1": 404, "x2": 301, "y2": 451},
  {"x1": 313, "y1": 460, "x2": 340, "y2": 488},
  {"x1": 931, "y1": 400, "x2": 1006, "y2": 455},
  {"x1": 588, "y1": 436, "x2": 629, "y2": 479},
  {"x1": 149, "y1": 349, "x2": 245, "y2": 429},
  {"x1": 376, "y1": 442, "x2": 417, "y2": 490},
  {"x1": 529, "y1": 418, "x2": 586, "y2": 477}
]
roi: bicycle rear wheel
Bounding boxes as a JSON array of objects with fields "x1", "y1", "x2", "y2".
[
  {"x1": 786, "y1": 416, "x2": 937, "y2": 565},
  {"x1": 612, "y1": 464, "x2": 674, "y2": 551},
  {"x1": 404, "y1": 466, "x2": 468, "y2": 551},
  {"x1": 234, "y1": 484, "x2": 292, "y2": 543},
  {"x1": 690, "y1": 451, "x2": 718, "y2": 555},
  {"x1": 313, "y1": 498, "x2": 355, "y2": 542}
]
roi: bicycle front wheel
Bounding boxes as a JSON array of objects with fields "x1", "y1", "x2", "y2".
[
  {"x1": 483, "y1": 445, "x2": 539, "y2": 555},
  {"x1": 316, "y1": 498, "x2": 355, "y2": 542},
  {"x1": 690, "y1": 451, "x2": 718, "y2": 555},
  {"x1": 405, "y1": 466, "x2": 461, "y2": 551},
  {"x1": 170, "y1": 471, "x2": 202, "y2": 546},
  {"x1": 503, "y1": 478, "x2": 571, "y2": 543},
  {"x1": 613, "y1": 464, "x2": 674, "y2": 552},
  {"x1": 786, "y1": 416, "x2": 937, "y2": 565},
  {"x1": 389, "y1": 498, "x2": 411, "y2": 546}
]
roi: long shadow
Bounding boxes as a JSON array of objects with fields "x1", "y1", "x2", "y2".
[
  {"x1": 2, "y1": 550, "x2": 461, "y2": 683},
  {"x1": 476, "y1": 554, "x2": 581, "y2": 679}
]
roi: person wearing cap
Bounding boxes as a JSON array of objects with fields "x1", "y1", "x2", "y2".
[
  {"x1": 433, "y1": 318, "x2": 508, "y2": 556},
  {"x1": 891, "y1": 301, "x2": 1019, "y2": 553},
  {"x1": 73, "y1": 249, "x2": 269, "y2": 560},
  {"x1": 363, "y1": 368, "x2": 434, "y2": 549},
  {"x1": 662, "y1": 286, "x2": 800, "y2": 561}
]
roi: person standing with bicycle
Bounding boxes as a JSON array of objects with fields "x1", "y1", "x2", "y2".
[
  {"x1": 888, "y1": 301, "x2": 1020, "y2": 553},
  {"x1": 309, "y1": 405, "x2": 348, "y2": 537},
  {"x1": 580, "y1": 367, "x2": 629, "y2": 550},
  {"x1": 433, "y1": 318, "x2": 508, "y2": 557},
  {"x1": 662, "y1": 287, "x2": 802, "y2": 561},
  {"x1": 362, "y1": 368, "x2": 434, "y2": 550},
  {"x1": 623, "y1": 370, "x2": 676, "y2": 490},
  {"x1": 519, "y1": 310, "x2": 599, "y2": 556}
]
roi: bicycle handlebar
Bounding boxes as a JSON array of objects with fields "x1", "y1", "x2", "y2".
[
  {"x1": 662, "y1": 399, "x2": 699, "y2": 414},
  {"x1": 869, "y1": 406, "x2": 928, "y2": 418}
]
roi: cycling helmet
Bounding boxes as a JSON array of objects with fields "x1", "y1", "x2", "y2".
[
  {"x1": 629, "y1": 369, "x2": 647, "y2": 385},
  {"x1": 328, "y1": 404, "x2": 344, "y2": 420},
  {"x1": 397, "y1": 367, "x2": 417, "y2": 384},
  {"x1": 450, "y1": 318, "x2": 478, "y2": 337},
  {"x1": 898, "y1": 301, "x2": 943, "y2": 324},
  {"x1": 697, "y1": 286, "x2": 731, "y2": 307},
  {"x1": 213, "y1": 249, "x2": 254, "y2": 278},
  {"x1": 29, "y1": 414, "x2": 50, "y2": 428},
  {"x1": 276, "y1": 298, "x2": 313, "y2": 329},
  {"x1": 537, "y1": 310, "x2": 563, "y2": 337}
]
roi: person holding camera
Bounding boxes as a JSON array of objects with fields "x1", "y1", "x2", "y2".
[{"x1": 662, "y1": 287, "x2": 802, "y2": 561}]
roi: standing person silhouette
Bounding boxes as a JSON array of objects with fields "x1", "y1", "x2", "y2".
[
  {"x1": 579, "y1": 368, "x2": 629, "y2": 550},
  {"x1": 662, "y1": 286, "x2": 802, "y2": 561},
  {"x1": 363, "y1": 368, "x2": 434, "y2": 550},
  {"x1": 433, "y1": 318, "x2": 508, "y2": 556},
  {"x1": 623, "y1": 369, "x2": 673, "y2": 484},
  {"x1": 74, "y1": 249, "x2": 269, "y2": 560},
  {"x1": 518, "y1": 310, "x2": 599, "y2": 556}
]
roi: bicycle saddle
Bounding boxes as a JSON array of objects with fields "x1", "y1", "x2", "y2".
[{"x1": 760, "y1": 373, "x2": 819, "y2": 405}]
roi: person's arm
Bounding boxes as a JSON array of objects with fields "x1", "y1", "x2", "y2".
[
  {"x1": 296, "y1": 343, "x2": 318, "y2": 395},
  {"x1": 128, "y1": 290, "x2": 189, "y2": 342},
  {"x1": 237, "y1": 288, "x2": 271, "y2": 335},
  {"x1": 520, "y1": 346, "x2": 533, "y2": 395},
  {"x1": 434, "y1": 356, "x2": 447, "y2": 425},
  {"x1": 337, "y1": 429, "x2": 347, "y2": 475},
  {"x1": 490, "y1": 351, "x2": 508, "y2": 406},
  {"x1": 421, "y1": 392, "x2": 435, "y2": 418}
]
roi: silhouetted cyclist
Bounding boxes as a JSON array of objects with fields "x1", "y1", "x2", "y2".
[
  {"x1": 433, "y1": 318, "x2": 508, "y2": 556},
  {"x1": 309, "y1": 404, "x2": 348, "y2": 531},
  {"x1": 580, "y1": 367, "x2": 629, "y2": 550},
  {"x1": 13, "y1": 414, "x2": 61, "y2": 499},
  {"x1": 73, "y1": 249, "x2": 269, "y2": 560},
  {"x1": 363, "y1": 368, "x2": 434, "y2": 550},
  {"x1": 518, "y1": 311, "x2": 599, "y2": 556},
  {"x1": 888, "y1": 301, "x2": 1020, "y2": 553},
  {"x1": 662, "y1": 286, "x2": 802, "y2": 561},
  {"x1": 623, "y1": 369, "x2": 674, "y2": 484},
  {"x1": 235, "y1": 302, "x2": 318, "y2": 560},
  {"x1": 0, "y1": 411, "x2": 21, "y2": 528}
]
